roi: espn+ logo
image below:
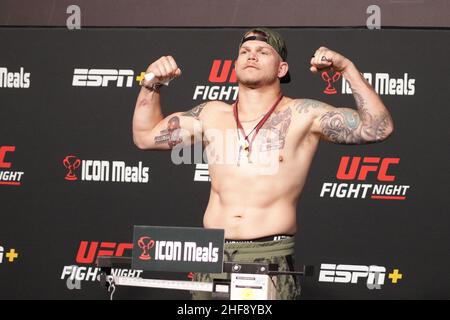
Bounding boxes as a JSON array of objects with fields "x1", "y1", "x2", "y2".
[
  {"x1": 319, "y1": 263, "x2": 403, "y2": 289},
  {"x1": 0, "y1": 245, "x2": 19, "y2": 264}
]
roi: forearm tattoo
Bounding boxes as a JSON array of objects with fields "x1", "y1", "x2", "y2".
[
  {"x1": 350, "y1": 88, "x2": 393, "y2": 142},
  {"x1": 353, "y1": 91, "x2": 365, "y2": 109},
  {"x1": 357, "y1": 107, "x2": 393, "y2": 142}
]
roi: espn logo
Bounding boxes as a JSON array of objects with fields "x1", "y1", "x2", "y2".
[
  {"x1": 72, "y1": 69, "x2": 134, "y2": 87},
  {"x1": 319, "y1": 264, "x2": 386, "y2": 289}
]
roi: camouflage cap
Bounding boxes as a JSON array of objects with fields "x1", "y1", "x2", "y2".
[{"x1": 239, "y1": 27, "x2": 290, "y2": 83}]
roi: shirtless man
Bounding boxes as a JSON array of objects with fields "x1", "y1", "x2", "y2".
[{"x1": 132, "y1": 28, "x2": 394, "y2": 299}]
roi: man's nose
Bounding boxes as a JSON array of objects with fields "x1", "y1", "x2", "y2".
[{"x1": 247, "y1": 52, "x2": 257, "y2": 61}]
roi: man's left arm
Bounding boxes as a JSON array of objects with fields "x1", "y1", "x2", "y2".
[{"x1": 307, "y1": 47, "x2": 394, "y2": 144}]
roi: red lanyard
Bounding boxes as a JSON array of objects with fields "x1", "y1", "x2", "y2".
[{"x1": 233, "y1": 93, "x2": 284, "y2": 154}]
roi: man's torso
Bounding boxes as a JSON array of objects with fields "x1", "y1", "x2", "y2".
[{"x1": 199, "y1": 97, "x2": 321, "y2": 239}]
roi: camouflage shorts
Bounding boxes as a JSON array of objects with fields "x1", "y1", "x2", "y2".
[{"x1": 191, "y1": 237, "x2": 301, "y2": 300}]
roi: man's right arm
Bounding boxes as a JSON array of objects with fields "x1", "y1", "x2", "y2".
[
  {"x1": 133, "y1": 93, "x2": 207, "y2": 150},
  {"x1": 132, "y1": 56, "x2": 206, "y2": 150}
]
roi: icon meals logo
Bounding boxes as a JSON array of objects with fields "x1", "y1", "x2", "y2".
[
  {"x1": 0, "y1": 67, "x2": 31, "y2": 88},
  {"x1": 137, "y1": 237, "x2": 155, "y2": 260},
  {"x1": 341, "y1": 72, "x2": 415, "y2": 96},
  {"x1": 138, "y1": 236, "x2": 219, "y2": 263},
  {"x1": 63, "y1": 155, "x2": 150, "y2": 183},
  {"x1": 322, "y1": 71, "x2": 341, "y2": 95}
]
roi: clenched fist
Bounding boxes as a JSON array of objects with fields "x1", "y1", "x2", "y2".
[
  {"x1": 144, "y1": 55, "x2": 182, "y2": 85},
  {"x1": 310, "y1": 47, "x2": 352, "y2": 74}
]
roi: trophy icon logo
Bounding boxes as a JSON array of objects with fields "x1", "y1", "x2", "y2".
[
  {"x1": 63, "y1": 155, "x2": 81, "y2": 181},
  {"x1": 322, "y1": 71, "x2": 341, "y2": 95},
  {"x1": 138, "y1": 236, "x2": 155, "y2": 261}
]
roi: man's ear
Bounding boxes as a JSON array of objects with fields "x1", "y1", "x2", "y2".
[{"x1": 278, "y1": 61, "x2": 289, "y2": 78}]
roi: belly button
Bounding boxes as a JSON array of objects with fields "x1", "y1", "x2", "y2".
[{"x1": 279, "y1": 155, "x2": 284, "y2": 162}]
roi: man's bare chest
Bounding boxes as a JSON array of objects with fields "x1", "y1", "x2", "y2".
[
  {"x1": 203, "y1": 105, "x2": 314, "y2": 151},
  {"x1": 200, "y1": 105, "x2": 316, "y2": 173}
]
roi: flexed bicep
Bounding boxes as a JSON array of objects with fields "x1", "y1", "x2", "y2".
[
  {"x1": 317, "y1": 107, "x2": 365, "y2": 144},
  {"x1": 139, "y1": 102, "x2": 207, "y2": 150},
  {"x1": 318, "y1": 106, "x2": 393, "y2": 144},
  {"x1": 302, "y1": 99, "x2": 391, "y2": 145}
]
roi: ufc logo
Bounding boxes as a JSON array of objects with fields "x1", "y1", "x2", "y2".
[
  {"x1": 72, "y1": 69, "x2": 134, "y2": 87},
  {"x1": 208, "y1": 60, "x2": 237, "y2": 83},
  {"x1": 336, "y1": 156, "x2": 399, "y2": 181},
  {"x1": 75, "y1": 241, "x2": 133, "y2": 264},
  {"x1": 0, "y1": 146, "x2": 15, "y2": 169}
]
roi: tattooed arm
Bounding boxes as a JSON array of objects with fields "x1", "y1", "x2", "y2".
[
  {"x1": 132, "y1": 91, "x2": 207, "y2": 150},
  {"x1": 301, "y1": 78, "x2": 395, "y2": 144},
  {"x1": 132, "y1": 55, "x2": 208, "y2": 150},
  {"x1": 305, "y1": 47, "x2": 394, "y2": 144},
  {"x1": 302, "y1": 95, "x2": 393, "y2": 145}
]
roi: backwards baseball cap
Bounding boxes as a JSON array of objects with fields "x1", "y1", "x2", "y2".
[{"x1": 239, "y1": 27, "x2": 290, "y2": 83}]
